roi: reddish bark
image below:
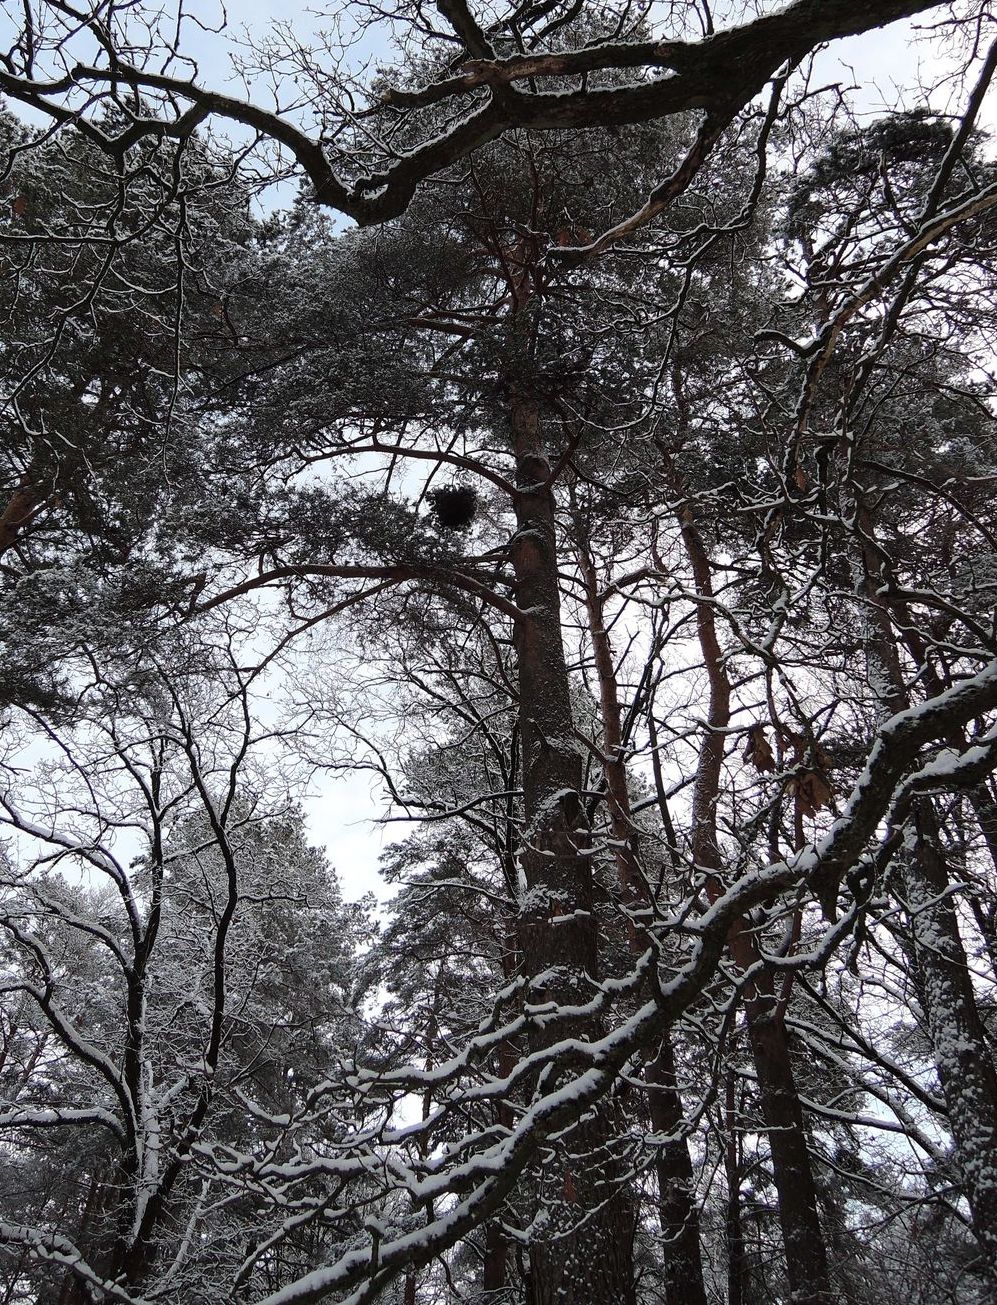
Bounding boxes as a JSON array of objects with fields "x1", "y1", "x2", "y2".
[
  {"x1": 577, "y1": 537, "x2": 707, "y2": 1305},
  {"x1": 670, "y1": 463, "x2": 834, "y2": 1303},
  {"x1": 511, "y1": 385, "x2": 637, "y2": 1303},
  {"x1": 0, "y1": 480, "x2": 39, "y2": 559}
]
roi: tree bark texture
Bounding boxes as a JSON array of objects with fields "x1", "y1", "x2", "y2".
[
  {"x1": 675, "y1": 483, "x2": 834, "y2": 1303},
  {"x1": 509, "y1": 379, "x2": 636, "y2": 1303},
  {"x1": 577, "y1": 537, "x2": 707, "y2": 1305},
  {"x1": 896, "y1": 811, "x2": 997, "y2": 1277},
  {"x1": 857, "y1": 509, "x2": 997, "y2": 1280}
]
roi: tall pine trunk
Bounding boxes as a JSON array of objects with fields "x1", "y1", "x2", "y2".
[
  {"x1": 740, "y1": 964, "x2": 832, "y2": 1304},
  {"x1": 645, "y1": 1036, "x2": 708, "y2": 1305},
  {"x1": 508, "y1": 377, "x2": 636, "y2": 1303}
]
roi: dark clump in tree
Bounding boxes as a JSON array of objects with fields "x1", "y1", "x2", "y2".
[{"x1": 430, "y1": 485, "x2": 478, "y2": 531}]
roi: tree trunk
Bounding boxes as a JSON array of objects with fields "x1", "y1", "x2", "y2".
[
  {"x1": 509, "y1": 383, "x2": 636, "y2": 1303},
  {"x1": 576, "y1": 535, "x2": 707, "y2": 1305},
  {"x1": 669, "y1": 469, "x2": 834, "y2": 1304},
  {"x1": 402, "y1": 1267, "x2": 417, "y2": 1305},
  {"x1": 645, "y1": 1034, "x2": 708, "y2": 1305},
  {"x1": 48, "y1": 1168, "x2": 112, "y2": 1305},
  {"x1": 482, "y1": 1221, "x2": 508, "y2": 1297},
  {"x1": 0, "y1": 478, "x2": 38, "y2": 560},
  {"x1": 968, "y1": 786, "x2": 997, "y2": 979},
  {"x1": 725, "y1": 1070, "x2": 747, "y2": 1305},
  {"x1": 742, "y1": 972, "x2": 832, "y2": 1304},
  {"x1": 895, "y1": 808, "x2": 997, "y2": 1276},
  {"x1": 855, "y1": 506, "x2": 997, "y2": 1280}
]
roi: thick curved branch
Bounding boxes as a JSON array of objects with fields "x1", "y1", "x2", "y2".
[
  {"x1": 0, "y1": 1106, "x2": 125, "y2": 1140},
  {"x1": 0, "y1": 0, "x2": 948, "y2": 229}
]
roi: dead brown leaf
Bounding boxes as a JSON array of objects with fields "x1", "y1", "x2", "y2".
[{"x1": 744, "y1": 724, "x2": 776, "y2": 773}]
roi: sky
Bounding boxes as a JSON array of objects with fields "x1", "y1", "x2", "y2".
[{"x1": 4, "y1": 0, "x2": 995, "y2": 903}]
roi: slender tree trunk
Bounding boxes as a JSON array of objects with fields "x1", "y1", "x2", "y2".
[
  {"x1": 725, "y1": 1070, "x2": 747, "y2": 1305},
  {"x1": 402, "y1": 1267, "x2": 417, "y2": 1305},
  {"x1": 482, "y1": 1221, "x2": 508, "y2": 1298},
  {"x1": 49, "y1": 1168, "x2": 112, "y2": 1305},
  {"x1": 741, "y1": 969, "x2": 832, "y2": 1303},
  {"x1": 645, "y1": 1035, "x2": 708, "y2": 1305},
  {"x1": 481, "y1": 935, "x2": 518, "y2": 1300},
  {"x1": 895, "y1": 809, "x2": 997, "y2": 1274},
  {"x1": 577, "y1": 534, "x2": 707, "y2": 1305},
  {"x1": 968, "y1": 787, "x2": 997, "y2": 979},
  {"x1": 855, "y1": 507, "x2": 997, "y2": 1279},
  {"x1": 670, "y1": 476, "x2": 834, "y2": 1304}
]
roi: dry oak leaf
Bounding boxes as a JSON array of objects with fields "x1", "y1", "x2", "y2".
[
  {"x1": 789, "y1": 770, "x2": 834, "y2": 819},
  {"x1": 744, "y1": 724, "x2": 775, "y2": 773}
]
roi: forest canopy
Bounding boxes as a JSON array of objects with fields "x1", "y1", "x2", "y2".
[{"x1": 2, "y1": 2, "x2": 997, "y2": 1303}]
